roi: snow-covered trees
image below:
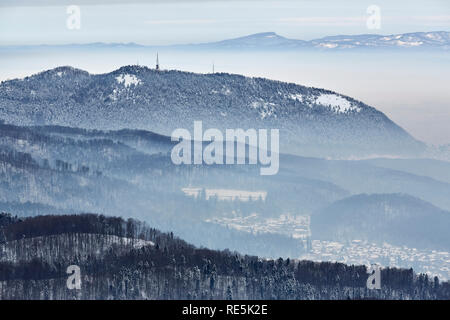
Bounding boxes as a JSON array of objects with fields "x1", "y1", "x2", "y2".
[{"x1": 0, "y1": 213, "x2": 448, "y2": 300}]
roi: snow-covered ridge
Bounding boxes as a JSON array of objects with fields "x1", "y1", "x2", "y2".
[{"x1": 0, "y1": 64, "x2": 425, "y2": 159}]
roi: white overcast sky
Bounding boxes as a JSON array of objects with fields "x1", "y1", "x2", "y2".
[{"x1": 0, "y1": 0, "x2": 449, "y2": 45}]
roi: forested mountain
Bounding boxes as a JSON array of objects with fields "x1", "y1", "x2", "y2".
[
  {"x1": 363, "y1": 158, "x2": 450, "y2": 184},
  {"x1": 1, "y1": 121, "x2": 450, "y2": 265},
  {"x1": 1, "y1": 213, "x2": 449, "y2": 300},
  {"x1": 0, "y1": 122, "x2": 319, "y2": 258},
  {"x1": 0, "y1": 65, "x2": 424, "y2": 158},
  {"x1": 311, "y1": 193, "x2": 450, "y2": 250}
]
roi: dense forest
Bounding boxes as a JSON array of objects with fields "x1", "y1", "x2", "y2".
[{"x1": 1, "y1": 212, "x2": 449, "y2": 300}]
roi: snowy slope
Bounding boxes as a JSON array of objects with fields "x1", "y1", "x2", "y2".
[{"x1": 0, "y1": 66, "x2": 425, "y2": 158}]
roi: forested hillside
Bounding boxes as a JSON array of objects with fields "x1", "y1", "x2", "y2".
[
  {"x1": 0, "y1": 66, "x2": 424, "y2": 158},
  {"x1": 1, "y1": 121, "x2": 450, "y2": 278},
  {"x1": 1, "y1": 213, "x2": 449, "y2": 300}
]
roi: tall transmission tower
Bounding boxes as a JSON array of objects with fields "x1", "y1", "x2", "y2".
[{"x1": 156, "y1": 53, "x2": 160, "y2": 71}]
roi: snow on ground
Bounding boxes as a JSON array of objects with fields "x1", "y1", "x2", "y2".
[
  {"x1": 315, "y1": 93, "x2": 361, "y2": 113},
  {"x1": 116, "y1": 74, "x2": 141, "y2": 87},
  {"x1": 113, "y1": 236, "x2": 154, "y2": 248},
  {"x1": 288, "y1": 93, "x2": 303, "y2": 101},
  {"x1": 396, "y1": 40, "x2": 423, "y2": 47},
  {"x1": 109, "y1": 88, "x2": 119, "y2": 101},
  {"x1": 206, "y1": 213, "x2": 310, "y2": 239},
  {"x1": 302, "y1": 240, "x2": 450, "y2": 281},
  {"x1": 182, "y1": 187, "x2": 267, "y2": 201},
  {"x1": 251, "y1": 100, "x2": 276, "y2": 119},
  {"x1": 318, "y1": 43, "x2": 338, "y2": 49}
]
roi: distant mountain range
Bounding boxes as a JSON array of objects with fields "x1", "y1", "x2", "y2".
[
  {"x1": 1, "y1": 120, "x2": 450, "y2": 276},
  {"x1": 194, "y1": 31, "x2": 450, "y2": 50},
  {"x1": 2, "y1": 120, "x2": 450, "y2": 245},
  {"x1": 0, "y1": 65, "x2": 424, "y2": 158},
  {"x1": 2, "y1": 31, "x2": 449, "y2": 51}
]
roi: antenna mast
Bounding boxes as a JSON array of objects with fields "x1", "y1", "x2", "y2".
[{"x1": 156, "y1": 53, "x2": 160, "y2": 71}]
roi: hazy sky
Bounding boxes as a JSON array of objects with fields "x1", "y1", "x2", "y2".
[{"x1": 0, "y1": 0, "x2": 449, "y2": 45}]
